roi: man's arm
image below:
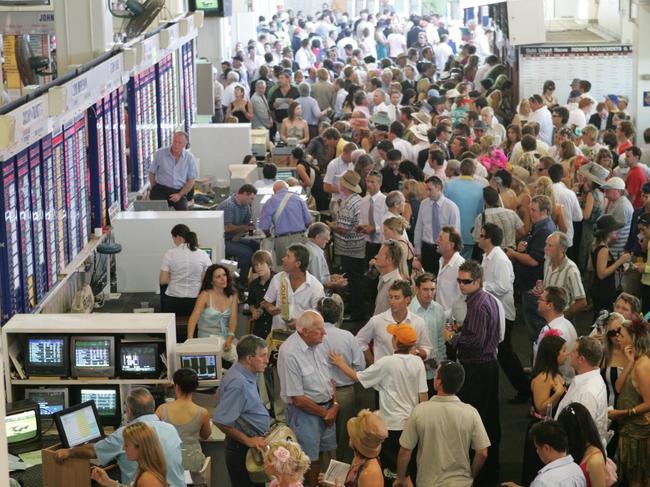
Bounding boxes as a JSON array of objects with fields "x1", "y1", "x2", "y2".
[
  {"x1": 291, "y1": 395, "x2": 337, "y2": 423},
  {"x1": 564, "y1": 297, "x2": 587, "y2": 319},
  {"x1": 506, "y1": 248, "x2": 539, "y2": 267},
  {"x1": 394, "y1": 447, "x2": 413, "y2": 486},
  {"x1": 471, "y1": 448, "x2": 488, "y2": 479},
  {"x1": 214, "y1": 423, "x2": 266, "y2": 452},
  {"x1": 54, "y1": 443, "x2": 96, "y2": 463}
]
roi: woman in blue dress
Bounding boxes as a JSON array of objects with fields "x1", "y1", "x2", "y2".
[{"x1": 187, "y1": 264, "x2": 239, "y2": 362}]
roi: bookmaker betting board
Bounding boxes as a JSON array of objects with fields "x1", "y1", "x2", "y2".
[
  {"x1": 128, "y1": 66, "x2": 160, "y2": 191},
  {"x1": 180, "y1": 40, "x2": 196, "y2": 134},
  {"x1": 156, "y1": 53, "x2": 181, "y2": 148}
]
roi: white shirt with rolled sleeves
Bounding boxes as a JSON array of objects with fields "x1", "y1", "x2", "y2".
[
  {"x1": 277, "y1": 332, "x2": 333, "y2": 404},
  {"x1": 435, "y1": 252, "x2": 465, "y2": 317},
  {"x1": 356, "y1": 353, "x2": 428, "y2": 431},
  {"x1": 323, "y1": 157, "x2": 354, "y2": 203},
  {"x1": 552, "y1": 182, "x2": 583, "y2": 247},
  {"x1": 356, "y1": 309, "x2": 432, "y2": 362},
  {"x1": 481, "y1": 246, "x2": 515, "y2": 321},
  {"x1": 414, "y1": 195, "x2": 461, "y2": 255},
  {"x1": 160, "y1": 245, "x2": 212, "y2": 298},
  {"x1": 359, "y1": 192, "x2": 388, "y2": 244},
  {"x1": 555, "y1": 368, "x2": 608, "y2": 448},
  {"x1": 323, "y1": 322, "x2": 365, "y2": 387},
  {"x1": 263, "y1": 271, "x2": 325, "y2": 330}
]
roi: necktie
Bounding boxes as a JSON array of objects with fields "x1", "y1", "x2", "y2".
[
  {"x1": 368, "y1": 197, "x2": 375, "y2": 238},
  {"x1": 394, "y1": 105, "x2": 399, "y2": 120},
  {"x1": 431, "y1": 200, "x2": 441, "y2": 243}
]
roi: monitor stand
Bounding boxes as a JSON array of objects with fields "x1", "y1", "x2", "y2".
[{"x1": 42, "y1": 443, "x2": 92, "y2": 487}]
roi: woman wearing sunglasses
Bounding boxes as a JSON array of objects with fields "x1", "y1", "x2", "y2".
[{"x1": 607, "y1": 319, "x2": 650, "y2": 487}]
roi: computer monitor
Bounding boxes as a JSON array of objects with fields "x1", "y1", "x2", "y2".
[
  {"x1": 77, "y1": 386, "x2": 121, "y2": 428},
  {"x1": 5, "y1": 400, "x2": 41, "y2": 454},
  {"x1": 276, "y1": 168, "x2": 296, "y2": 181},
  {"x1": 118, "y1": 342, "x2": 161, "y2": 379},
  {"x1": 70, "y1": 336, "x2": 115, "y2": 378},
  {"x1": 24, "y1": 388, "x2": 69, "y2": 418},
  {"x1": 53, "y1": 401, "x2": 104, "y2": 448},
  {"x1": 24, "y1": 335, "x2": 69, "y2": 377},
  {"x1": 176, "y1": 338, "x2": 223, "y2": 387},
  {"x1": 200, "y1": 247, "x2": 213, "y2": 261}
]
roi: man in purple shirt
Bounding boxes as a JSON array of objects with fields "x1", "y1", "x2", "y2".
[
  {"x1": 259, "y1": 181, "x2": 312, "y2": 264},
  {"x1": 443, "y1": 260, "x2": 501, "y2": 486}
]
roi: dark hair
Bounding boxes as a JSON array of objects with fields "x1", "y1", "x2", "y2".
[
  {"x1": 544, "y1": 286, "x2": 567, "y2": 313},
  {"x1": 387, "y1": 149, "x2": 402, "y2": 162},
  {"x1": 458, "y1": 260, "x2": 482, "y2": 281},
  {"x1": 200, "y1": 264, "x2": 235, "y2": 296},
  {"x1": 262, "y1": 163, "x2": 278, "y2": 179},
  {"x1": 552, "y1": 106, "x2": 570, "y2": 125},
  {"x1": 377, "y1": 140, "x2": 394, "y2": 152},
  {"x1": 389, "y1": 121, "x2": 404, "y2": 138},
  {"x1": 238, "y1": 183, "x2": 258, "y2": 195},
  {"x1": 428, "y1": 149, "x2": 446, "y2": 167},
  {"x1": 494, "y1": 169, "x2": 512, "y2": 188},
  {"x1": 173, "y1": 368, "x2": 199, "y2": 395},
  {"x1": 557, "y1": 402, "x2": 606, "y2": 465},
  {"x1": 530, "y1": 420, "x2": 568, "y2": 453},
  {"x1": 291, "y1": 147, "x2": 304, "y2": 161},
  {"x1": 548, "y1": 164, "x2": 564, "y2": 183},
  {"x1": 287, "y1": 243, "x2": 310, "y2": 272},
  {"x1": 576, "y1": 336, "x2": 603, "y2": 367},
  {"x1": 482, "y1": 222, "x2": 503, "y2": 247},
  {"x1": 626, "y1": 145, "x2": 642, "y2": 159},
  {"x1": 531, "y1": 334, "x2": 566, "y2": 379},
  {"x1": 323, "y1": 127, "x2": 341, "y2": 141},
  {"x1": 398, "y1": 160, "x2": 424, "y2": 182},
  {"x1": 437, "y1": 361, "x2": 465, "y2": 394},
  {"x1": 388, "y1": 279, "x2": 413, "y2": 298},
  {"x1": 460, "y1": 158, "x2": 475, "y2": 176},
  {"x1": 171, "y1": 224, "x2": 198, "y2": 251},
  {"x1": 414, "y1": 272, "x2": 435, "y2": 287},
  {"x1": 441, "y1": 226, "x2": 463, "y2": 252},
  {"x1": 317, "y1": 297, "x2": 342, "y2": 324},
  {"x1": 521, "y1": 134, "x2": 537, "y2": 152},
  {"x1": 482, "y1": 186, "x2": 500, "y2": 207},
  {"x1": 236, "y1": 334, "x2": 267, "y2": 361}
]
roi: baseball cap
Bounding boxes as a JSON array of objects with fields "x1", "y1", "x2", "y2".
[
  {"x1": 386, "y1": 323, "x2": 417, "y2": 346},
  {"x1": 601, "y1": 176, "x2": 625, "y2": 190},
  {"x1": 569, "y1": 90, "x2": 582, "y2": 98},
  {"x1": 607, "y1": 94, "x2": 619, "y2": 105}
]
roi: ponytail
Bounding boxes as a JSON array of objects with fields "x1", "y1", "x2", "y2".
[{"x1": 170, "y1": 224, "x2": 199, "y2": 251}]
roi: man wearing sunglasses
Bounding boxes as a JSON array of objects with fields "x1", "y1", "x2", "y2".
[{"x1": 443, "y1": 260, "x2": 501, "y2": 485}]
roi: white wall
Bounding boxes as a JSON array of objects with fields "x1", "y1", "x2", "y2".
[{"x1": 190, "y1": 124, "x2": 252, "y2": 183}]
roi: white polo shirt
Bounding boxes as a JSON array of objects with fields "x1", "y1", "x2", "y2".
[
  {"x1": 436, "y1": 252, "x2": 465, "y2": 316},
  {"x1": 263, "y1": 271, "x2": 325, "y2": 330},
  {"x1": 160, "y1": 244, "x2": 212, "y2": 298}
]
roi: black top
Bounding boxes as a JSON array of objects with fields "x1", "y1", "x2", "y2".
[
  {"x1": 247, "y1": 273, "x2": 275, "y2": 338},
  {"x1": 297, "y1": 159, "x2": 329, "y2": 211},
  {"x1": 514, "y1": 216, "x2": 556, "y2": 291},
  {"x1": 590, "y1": 244, "x2": 617, "y2": 312},
  {"x1": 380, "y1": 165, "x2": 401, "y2": 193}
]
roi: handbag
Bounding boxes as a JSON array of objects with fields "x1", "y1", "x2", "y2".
[{"x1": 245, "y1": 421, "x2": 298, "y2": 483}]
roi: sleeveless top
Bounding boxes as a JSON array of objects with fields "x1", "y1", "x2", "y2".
[
  {"x1": 286, "y1": 123, "x2": 305, "y2": 140},
  {"x1": 197, "y1": 292, "x2": 232, "y2": 338},
  {"x1": 345, "y1": 458, "x2": 372, "y2": 487},
  {"x1": 230, "y1": 102, "x2": 249, "y2": 123},
  {"x1": 159, "y1": 402, "x2": 206, "y2": 472},
  {"x1": 579, "y1": 449, "x2": 603, "y2": 487},
  {"x1": 590, "y1": 244, "x2": 617, "y2": 309}
]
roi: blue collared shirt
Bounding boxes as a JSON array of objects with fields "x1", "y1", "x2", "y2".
[
  {"x1": 258, "y1": 189, "x2": 312, "y2": 236},
  {"x1": 94, "y1": 414, "x2": 185, "y2": 486},
  {"x1": 530, "y1": 454, "x2": 585, "y2": 487},
  {"x1": 277, "y1": 332, "x2": 333, "y2": 403},
  {"x1": 149, "y1": 147, "x2": 198, "y2": 189},
  {"x1": 214, "y1": 362, "x2": 270, "y2": 437},
  {"x1": 443, "y1": 177, "x2": 484, "y2": 245},
  {"x1": 409, "y1": 298, "x2": 446, "y2": 379},
  {"x1": 217, "y1": 193, "x2": 253, "y2": 240},
  {"x1": 323, "y1": 322, "x2": 365, "y2": 387}
]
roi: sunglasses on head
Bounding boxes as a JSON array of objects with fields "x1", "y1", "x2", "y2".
[
  {"x1": 606, "y1": 327, "x2": 622, "y2": 338},
  {"x1": 456, "y1": 278, "x2": 475, "y2": 285}
]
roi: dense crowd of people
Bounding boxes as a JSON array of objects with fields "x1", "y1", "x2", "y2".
[{"x1": 83, "y1": 3, "x2": 650, "y2": 487}]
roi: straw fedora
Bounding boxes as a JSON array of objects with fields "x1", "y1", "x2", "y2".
[
  {"x1": 347, "y1": 410, "x2": 388, "y2": 459},
  {"x1": 339, "y1": 170, "x2": 362, "y2": 193},
  {"x1": 411, "y1": 111, "x2": 432, "y2": 127},
  {"x1": 578, "y1": 161, "x2": 609, "y2": 187},
  {"x1": 410, "y1": 124, "x2": 430, "y2": 142}
]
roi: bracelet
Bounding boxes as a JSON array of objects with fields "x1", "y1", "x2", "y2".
[
  {"x1": 333, "y1": 401, "x2": 340, "y2": 407},
  {"x1": 227, "y1": 331, "x2": 235, "y2": 338},
  {"x1": 632, "y1": 407, "x2": 637, "y2": 416}
]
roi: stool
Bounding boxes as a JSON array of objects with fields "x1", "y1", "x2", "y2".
[{"x1": 96, "y1": 241, "x2": 122, "y2": 301}]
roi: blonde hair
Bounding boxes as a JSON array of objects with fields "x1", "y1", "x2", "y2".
[
  {"x1": 122, "y1": 422, "x2": 167, "y2": 486},
  {"x1": 534, "y1": 176, "x2": 557, "y2": 210},
  {"x1": 402, "y1": 179, "x2": 424, "y2": 200},
  {"x1": 383, "y1": 216, "x2": 410, "y2": 235},
  {"x1": 265, "y1": 440, "x2": 310, "y2": 479},
  {"x1": 517, "y1": 152, "x2": 539, "y2": 174}
]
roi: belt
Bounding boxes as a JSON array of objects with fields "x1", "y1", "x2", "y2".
[
  {"x1": 276, "y1": 231, "x2": 304, "y2": 238},
  {"x1": 336, "y1": 384, "x2": 354, "y2": 389},
  {"x1": 316, "y1": 400, "x2": 333, "y2": 406}
]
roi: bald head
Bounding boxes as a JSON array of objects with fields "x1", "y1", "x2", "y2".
[{"x1": 273, "y1": 181, "x2": 289, "y2": 193}]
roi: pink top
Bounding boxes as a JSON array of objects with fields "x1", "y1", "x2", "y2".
[{"x1": 269, "y1": 480, "x2": 304, "y2": 487}]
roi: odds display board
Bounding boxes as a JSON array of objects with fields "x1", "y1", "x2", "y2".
[
  {"x1": 29, "y1": 142, "x2": 48, "y2": 303},
  {"x1": 128, "y1": 66, "x2": 160, "y2": 191},
  {"x1": 180, "y1": 40, "x2": 196, "y2": 134},
  {"x1": 41, "y1": 133, "x2": 61, "y2": 289},
  {"x1": 15, "y1": 149, "x2": 36, "y2": 311},
  {"x1": 156, "y1": 53, "x2": 180, "y2": 148},
  {"x1": 116, "y1": 87, "x2": 129, "y2": 209},
  {"x1": 518, "y1": 45, "x2": 633, "y2": 106}
]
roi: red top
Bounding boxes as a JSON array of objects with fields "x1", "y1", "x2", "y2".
[
  {"x1": 617, "y1": 139, "x2": 633, "y2": 155},
  {"x1": 626, "y1": 165, "x2": 647, "y2": 208}
]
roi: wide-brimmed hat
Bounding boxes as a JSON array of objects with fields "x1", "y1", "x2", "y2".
[
  {"x1": 410, "y1": 124, "x2": 430, "y2": 142},
  {"x1": 347, "y1": 410, "x2": 388, "y2": 458},
  {"x1": 446, "y1": 88, "x2": 460, "y2": 99},
  {"x1": 339, "y1": 170, "x2": 362, "y2": 193},
  {"x1": 370, "y1": 111, "x2": 392, "y2": 128},
  {"x1": 594, "y1": 214, "x2": 624, "y2": 235},
  {"x1": 601, "y1": 176, "x2": 625, "y2": 191},
  {"x1": 577, "y1": 161, "x2": 609, "y2": 187},
  {"x1": 411, "y1": 111, "x2": 432, "y2": 127}
]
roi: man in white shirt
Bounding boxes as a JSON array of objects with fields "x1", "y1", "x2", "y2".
[
  {"x1": 549, "y1": 164, "x2": 583, "y2": 249},
  {"x1": 536, "y1": 286, "x2": 578, "y2": 382},
  {"x1": 433, "y1": 34, "x2": 453, "y2": 72},
  {"x1": 528, "y1": 94, "x2": 554, "y2": 145},
  {"x1": 304, "y1": 222, "x2": 347, "y2": 291},
  {"x1": 356, "y1": 280, "x2": 433, "y2": 365},
  {"x1": 435, "y1": 226, "x2": 465, "y2": 318},
  {"x1": 357, "y1": 171, "x2": 388, "y2": 262},
  {"x1": 415, "y1": 176, "x2": 461, "y2": 275},
  {"x1": 386, "y1": 90, "x2": 402, "y2": 123},
  {"x1": 261, "y1": 243, "x2": 325, "y2": 330},
  {"x1": 566, "y1": 90, "x2": 587, "y2": 129},
  {"x1": 555, "y1": 336, "x2": 608, "y2": 447},
  {"x1": 372, "y1": 240, "x2": 404, "y2": 316},
  {"x1": 479, "y1": 223, "x2": 530, "y2": 402},
  {"x1": 295, "y1": 38, "x2": 315, "y2": 73},
  {"x1": 502, "y1": 420, "x2": 586, "y2": 487},
  {"x1": 323, "y1": 142, "x2": 356, "y2": 213},
  {"x1": 388, "y1": 121, "x2": 416, "y2": 163},
  {"x1": 372, "y1": 88, "x2": 390, "y2": 116}
]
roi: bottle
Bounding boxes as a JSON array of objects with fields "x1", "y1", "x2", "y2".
[
  {"x1": 248, "y1": 217, "x2": 254, "y2": 236},
  {"x1": 545, "y1": 403, "x2": 553, "y2": 420}
]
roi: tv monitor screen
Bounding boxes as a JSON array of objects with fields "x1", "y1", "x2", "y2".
[
  {"x1": 71, "y1": 336, "x2": 115, "y2": 377},
  {"x1": 200, "y1": 247, "x2": 213, "y2": 260},
  {"x1": 80, "y1": 388, "x2": 118, "y2": 417},
  {"x1": 25, "y1": 336, "x2": 69, "y2": 377},
  {"x1": 53, "y1": 401, "x2": 104, "y2": 448},
  {"x1": 6, "y1": 409, "x2": 39, "y2": 445},
  {"x1": 195, "y1": 0, "x2": 219, "y2": 11},
  {"x1": 24, "y1": 388, "x2": 68, "y2": 418},
  {"x1": 119, "y1": 342, "x2": 161, "y2": 378},
  {"x1": 180, "y1": 353, "x2": 218, "y2": 380}
]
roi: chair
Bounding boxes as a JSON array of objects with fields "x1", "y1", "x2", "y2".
[{"x1": 199, "y1": 456, "x2": 212, "y2": 487}]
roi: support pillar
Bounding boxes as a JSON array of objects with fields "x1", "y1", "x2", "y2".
[{"x1": 632, "y1": 4, "x2": 650, "y2": 143}]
